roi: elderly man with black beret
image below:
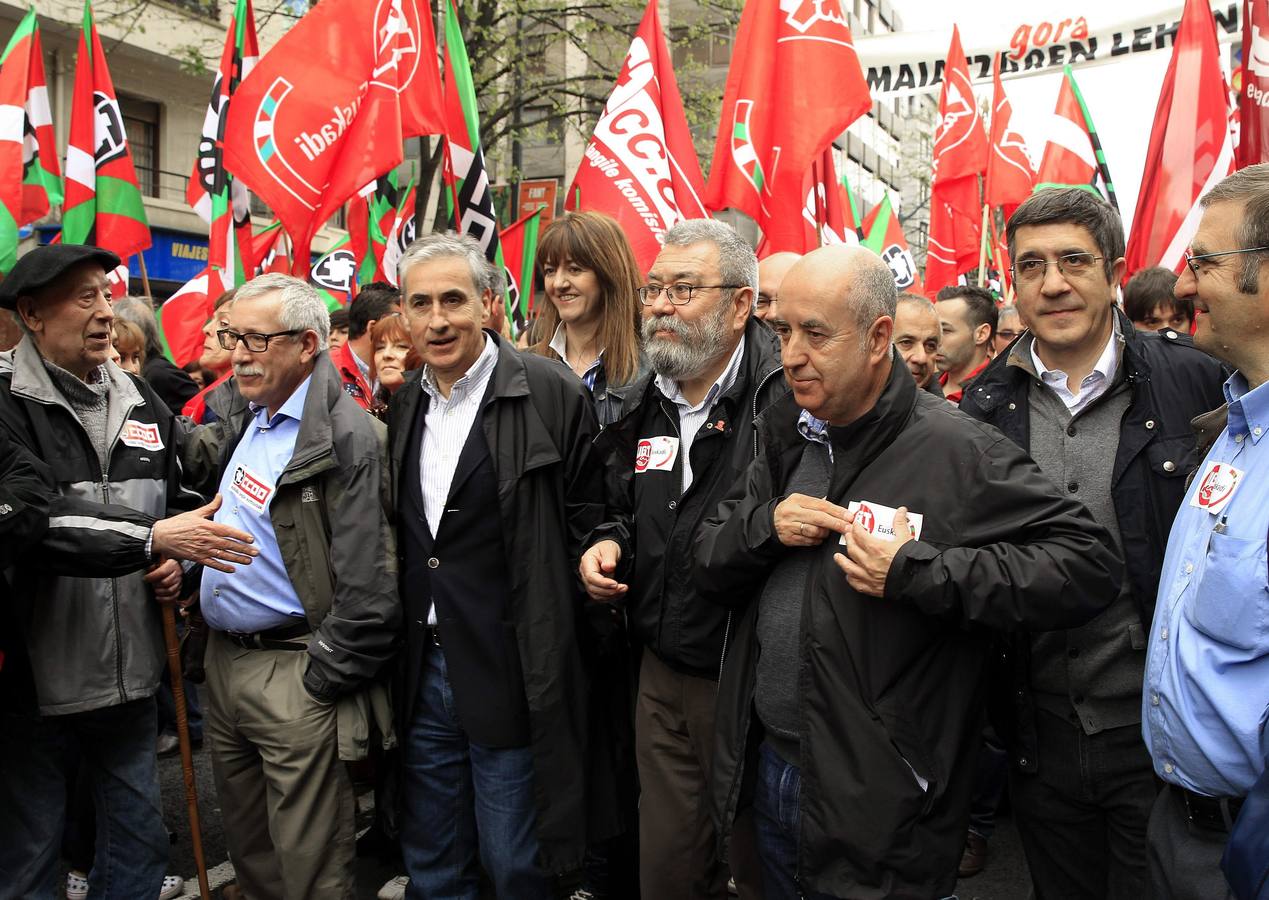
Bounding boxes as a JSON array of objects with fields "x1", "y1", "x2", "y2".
[{"x1": 0, "y1": 244, "x2": 259, "y2": 899}]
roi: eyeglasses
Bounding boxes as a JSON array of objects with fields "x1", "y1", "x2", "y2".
[
  {"x1": 637, "y1": 283, "x2": 743, "y2": 306},
  {"x1": 1010, "y1": 253, "x2": 1103, "y2": 283},
  {"x1": 1182, "y1": 246, "x2": 1269, "y2": 274},
  {"x1": 217, "y1": 328, "x2": 301, "y2": 352}
]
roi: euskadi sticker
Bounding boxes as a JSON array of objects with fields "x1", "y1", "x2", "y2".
[
  {"x1": 231, "y1": 464, "x2": 274, "y2": 513},
  {"x1": 634, "y1": 436, "x2": 679, "y2": 474},
  {"x1": 1190, "y1": 461, "x2": 1243, "y2": 515},
  {"x1": 119, "y1": 420, "x2": 163, "y2": 451},
  {"x1": 840, "y1": 500, "x2": 924, "y2": 543}
]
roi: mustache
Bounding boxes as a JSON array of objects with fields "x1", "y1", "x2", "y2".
[
  {"x1": 642, "y1": 315, "x2": 693, "y2": 342},
  {"x1": 233, "y1": 364, "x2": 264, "y2": 377}
]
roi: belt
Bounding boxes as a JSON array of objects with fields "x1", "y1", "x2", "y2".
[
  {"x1": 222, "y1": 620, "x2": 311, "y2": 652},
  {"x1": 1180, "y1": 786, "x2": 1245, "y2": 833}
]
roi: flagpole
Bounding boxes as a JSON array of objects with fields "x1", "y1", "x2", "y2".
[
  {"x1": 977, "y1": 204, "x2": 989, "y2": 288},
  {"x1": 137, "y1": 252, "x2": 152, "y2": 298}
]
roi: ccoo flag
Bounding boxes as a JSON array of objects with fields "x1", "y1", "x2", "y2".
[
  {"x1": 0, "y1": 8, "x2": 62, "y2": 273},
  {"x1": 1239, "y1": 0, "x2": 1269, "y2": 166},
  {"x1": 380, "y1": 179, "x2": 417, "y2": 288},
  {"x1": 63, "y1": 1, "x2": 151, "y2": 261},
  {"x1": 704, "y1": 0, "x2": 871, "y2": 253},
  {"x1": 310, "y1": 234, "x2": 356, "y2": 310},
  {"x1": 222, "y1": 0, "x2": 444, "y2": 274},
  {"x1": 1126, "y1": 0, "x2": 1234, "y2": 275},
  {"x1": 566, "y1": 0, "x2": 707, "y2": 271},
  {"x1": 862, "y1": 193, "x2": 923, "y2": 296},
  {"x1": 349, "y1": 173, "x2": 407, "y2": 285}
]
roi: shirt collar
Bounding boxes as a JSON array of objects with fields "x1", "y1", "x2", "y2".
[
  {"x1": 1223, "y1": 372, "x2": 1269, "y2": 443},
  {"x1": 250, "y1": 372, "x2": 313, "y2": 428},
  {"x1": 1029, "y1": 316, "x2": 1121, "y2": 387},
  {"x1": 421, "y1": 333, "x2": 498, "y2": 401},
  {"x1": 655, "y1": 335, "x2": 747, "y2": 413},
  {"x1": 797, "y1": 409, "x2": 831, "y2": 445},
  {"x1": 548, "y1": 322, "x2": 603, "y2": 374},
  {"x1": 351, "y1": 344, "x2": 371, "y2": 380}
]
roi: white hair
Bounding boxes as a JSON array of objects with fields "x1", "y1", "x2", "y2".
[
  {"x1": 397, "y1": 231, "x2": 499, "y2": 297},
  {"x1": 234, "y1": 273, "x2": 330, "y2": 351}
]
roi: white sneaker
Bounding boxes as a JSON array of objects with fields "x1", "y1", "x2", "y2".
[
  {"x1": 65, "y1": 871, "x2": 89, "y2": 900},
  {"x1": 158, "y1": 875, "x2": 184, "y2": 900},
  {"x1": 377, "y1": 874, "x2": 409, "y2": 900}
]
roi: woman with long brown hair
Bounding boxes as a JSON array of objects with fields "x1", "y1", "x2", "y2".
[{"x1": 528, "y1": 211, "x2": 644, "y2": 426}]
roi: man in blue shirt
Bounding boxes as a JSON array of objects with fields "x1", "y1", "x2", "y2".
[{"x1": 1145, "y1": 164, "x2": 1269, "y2": 899}]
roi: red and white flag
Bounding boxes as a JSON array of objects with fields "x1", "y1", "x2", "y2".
[
  {"x1": 156, "y1": 266, "x2": 228, "y2": 367},
  {"x1": 984, "y1": 55, "x2": 1034, "y2": 216},
  {"x1": 222, "y1": 0, "x2": 443, "y2": 274},
  {"x1": 1238, "y1": 0, "x2": 1269, "y2": 167},
  {"x1": 799, "y1": 146, "x2": 853, "y2": 251},
  {"x1": 1126, "y1": 0, "x2": 1234, "y2": 275},
  {"x1": 566, "y1": 0, "x2": 706, "y2": 271},
  {"x1": 925, "y1": 25, "x2": 987, "y2": 297},
  {"x1": 704, "y1": 0, "x2": 871, "y2": 254}
]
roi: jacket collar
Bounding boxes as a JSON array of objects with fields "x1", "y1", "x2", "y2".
[{"x1": 280, "y1": 350, "x2": 343, "y2": 479}]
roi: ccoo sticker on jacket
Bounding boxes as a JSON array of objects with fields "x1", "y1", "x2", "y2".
[
  {"x1": 231, "y1": 464, "x2": 274, "y2": 514},
  {"x1": 119, "y1": 420, "x2": 164, "y2": 451}
]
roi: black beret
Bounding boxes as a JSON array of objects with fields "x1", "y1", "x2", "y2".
[{"x1": 0, "y1": 244, "x2": 121, "y2": 310}]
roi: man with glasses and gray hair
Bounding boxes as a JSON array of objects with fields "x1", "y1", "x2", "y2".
[
  {"x1": 580, "y1": 218, "x2": 782, "y2": 899},
  {"x1": 182, "y1": 272, "x2": 399, "y2": 900},
  {"x1": 959, "y1": 188, "x2": 1226, "y2": 900}
]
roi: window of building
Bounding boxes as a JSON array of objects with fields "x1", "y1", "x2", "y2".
[{"x1": 118, "y1": 95, "x2": 160, "y2": 199}]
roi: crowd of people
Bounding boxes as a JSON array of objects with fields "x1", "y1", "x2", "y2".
[{"x1": 0, "y1": 169, "x2": 1265, "y2": 900}]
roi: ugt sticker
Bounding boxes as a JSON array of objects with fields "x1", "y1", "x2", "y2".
[
  {"x1": 119, "y1": 420, "x2": 163, "y2": 451},
  {"x1": 231, "y1": 464, "x2": 274, "y2": 513},
  {"x1": 840, "y1": 500, "x2": 924, "y2": 543},
  {"x1": 634, "y1": 436, "x2": 679, "y2": 474},
  {"x1": 1190, "y1": 461, "x2": 1243, "y2": 515}
]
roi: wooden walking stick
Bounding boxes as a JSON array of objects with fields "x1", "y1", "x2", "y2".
[{"x1": 160, "y1": 601, "x2": 212, "y2": 900}]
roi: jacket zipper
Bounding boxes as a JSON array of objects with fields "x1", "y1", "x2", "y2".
[{"x1": 100, "y1": 469, "x2": 127, "y2": 702}]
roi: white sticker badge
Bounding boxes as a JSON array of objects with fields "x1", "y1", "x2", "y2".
[
  {"x1": 840, "y1": 500, "x2": 924, "y2": 543},
  {"x1": 634, "y1": 435, "x2": 680, "y2": 474},
  {"x1": 119, "y1": 420, "x2": 163, "y2": 451},
  {"x1": 230, "y1": 464, "x2": 274, "y2": 514},
  {"x1": 1189, "y1": 460, "x2": 1243, "y2": 515}
]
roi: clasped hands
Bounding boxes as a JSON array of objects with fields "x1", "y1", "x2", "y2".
[{"x1": 774, "y1": 493, "x2": 913, "y2": 598}]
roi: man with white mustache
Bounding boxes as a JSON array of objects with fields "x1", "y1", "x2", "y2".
[{"x1": 581, "y1": 219, "x2": 783, "y2": 900}]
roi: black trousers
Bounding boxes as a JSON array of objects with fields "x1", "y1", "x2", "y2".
[
  {"x1": 1010, "y1": 708, "x2": 1158, "y2": 900},
  {"x1": 1147, "y1": 785, "x2": 1235, "y2": 900}
]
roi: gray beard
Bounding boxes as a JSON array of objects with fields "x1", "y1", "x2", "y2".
[{"x1": 642, "y1": 298, "x2": 733, "y2": 381}]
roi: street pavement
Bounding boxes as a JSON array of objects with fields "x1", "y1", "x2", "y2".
[{"x1": 154, "y1": 739, "x2": 1036, "y2": 900}]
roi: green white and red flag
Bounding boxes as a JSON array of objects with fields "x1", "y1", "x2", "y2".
[
  {"x1": 565, "y1": 0, "x2": 707, "y2": 272},
  {"x1": 349, "y1": 172, "x2": 406, "y2": 285},
  {"x1": 704, "y1": 0, "x2": 871, "y2": 253},
  {"x1": 251, "y1": 219, "x2": 288, "y2": 274},
  {"x1": 380, "y1": 179, "x2": 416, "y2": 288},
  {"x1": 310, "y1": 233, "x2": 356, "y2": 310},
  {"x1": 223, "y1": 0, "x2": 443, "y2": 276},
  {"x1": 862, "y1": 192, "x2": 923, "y2": 296},
  {"x1": 187, "y1": 0, "x2": 259, "y2": 286},
  {"x1": 442, "y1": 0, "x2": 517, "y2": 330},
  {"x1": 1035, "y1": 65, "x2": 1118, "y2": 209},
  {"x1": 841, "y1": 170, "x2": 866, "y2": 241},
  {"x1": 62, "y1": 1, "x2": 151, "y2": 261},
  {"x1": 500, "y1": 207, "x2": 542, "y2": 321},
  {"x1": 156, "y1": 266, "x2": 228, "y2": 366},
  {"x1": 0, "y1": 7, "x2": 62, "y2": 273},
  {"x1": 1126, "y1": 0, "x2": 1234, "y2": 275},
  {"x1": 802, "y1": 146, "x2": 853, "y2": 250}
]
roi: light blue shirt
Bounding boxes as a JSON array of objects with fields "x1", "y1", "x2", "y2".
[
  {"x1": 796, "y1": 409, "x2": 833, "y2": 461},
  {"x1": 1144, "y1": 371, "x2": 1269, "y2": 797},
  {"x1": 201, "y1": 375, "x2": 312, "y2": 633}
]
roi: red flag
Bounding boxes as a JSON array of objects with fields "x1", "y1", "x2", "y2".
[
  {"x1": 222, "y1": 0, "x2": 443, "y2": 275},
  {"x1": 1126, "y1": 0, "x2": 1235, "y2": 275},
  {"x1": 926, "y1": 26, "x2": 987, "y2": 296},
  {"x1": 862, "y1": 193, "x2": 924, "y2": 296},
  {"x1": 704, "y1": 0, "x2": 871, "y2": 253},
  {"x1": 566, "y1": 0, "x2": 707, "y2": 271},
  {"x1": 1238, "y1": 0, "x2": 1269, "y2": 167},
  {"x1": 251, "y1": 221, "x2": 289, "y2": 274},
  {"x1": 798, "y1": 146, "x2": 851, "y2": 251},
  {"x1": 500, "y1": 208, "x2": 543, "y2": 315},
  {"x1": 157, "y1": 266, "x2": 227, "y2": 366},
  {"x1": 985, "y1": 55, "x2": 1034, "y2": 211},
  {"x1": 380, "y1": 181, "x2": 417, "y2": 288}
]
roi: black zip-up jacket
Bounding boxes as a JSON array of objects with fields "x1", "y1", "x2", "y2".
[
  {"x1": 958, "y1": 312, "x2": 1227, "y2": 772},
  {"x1": 588, "y1": 317, "x2": 786, "y2": 676},
  {"x1": 694, "y1": 354, "x2": 1123, "y2": 899}
]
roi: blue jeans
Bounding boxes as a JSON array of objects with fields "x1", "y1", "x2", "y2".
[
  {"x1": 0, "y1": 697, "x2": 168, "y2": 899},
  {"x1": 400, "y1": 648, "x2": 551, "y2": 900},
  {"x1": 753, "y1": 742, "x2": 957, "y2": 900}
]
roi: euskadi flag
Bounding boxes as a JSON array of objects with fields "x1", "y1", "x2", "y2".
[
  {"x1": 62, "y1": 1, "x2": 151, "y2": 261},
  {"x1": 500, "y1": 208, "x2": 543, "y2": 322},
  {"x1": 1238, "y1": 0, "x2": 1269, "y2": 166},
  {"x1": 252, "y1": 219, "x2": 288, "y2": 274},
  {"x1": 310, "y1": 233, "x2": 356, "y2": 310},
  {"x1": 157, "y1": 266, "x2": 227, "y2": 366},
  {"x1": 841, "y1": 171, "x2": 866, "y2": 241},
  {"x1": 1035, "y1": 66, "x2": 1118, "y2": 209},
  {"x1": 985, "y1": 55, "x2": 1034, "y2": 217},
  {"x1": 223, "y1": 0, "x2": 444, "y2": 275},
  {"x1": 925, "y1": 25, "x2": 987, "y2": 297},
  {"x1": 704, "y1": 0, "x2": 871, "y2": 253},
  {"x1": 187, "y1": 0, "x2": 259, "y2": 285},
  {"x1": 1126, "y1": 0, "x2": 1235, "y2": 275},
  {"x1": 380, "y1": 179, "x2": 416, "y2": 289},
  {"x1": 566, "y1": 0, "x2": 707, "y2": 271},
  {"x1": 349, "y1": 173, "x2": 407, "y2": 285},
  {"x1": 0, "y1": 8, "x2": 62, "y2": 273},
  {"x1": 862, "y1": 192, "x2": 923, "y2": 295}
]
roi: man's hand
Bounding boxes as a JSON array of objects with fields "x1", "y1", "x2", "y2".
[
  {"x1": 834, "y1": 506, "x2": 914, "y2": 597},
  {"x1": 151, "y1": 495, "x2": 258, "y2": 573},
  {"x1": 144, "y1": 557, "x2": 183, "y2": 605},
  {"x1": 773, "y1": 493, "x2": 849, "y2": 547},
  {"x1": 579, "y1": 540, "x2": 627, "y2": 602}
]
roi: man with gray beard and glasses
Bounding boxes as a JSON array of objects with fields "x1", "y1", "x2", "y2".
[{"x1": 580, "y1": 219, "x2": 784, "y2": 900}]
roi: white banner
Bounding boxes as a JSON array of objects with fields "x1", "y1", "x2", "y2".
[{"x1": 859, "y1": 1, "x2": 1241, "y2": 98}]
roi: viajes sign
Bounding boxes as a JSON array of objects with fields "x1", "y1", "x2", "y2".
[{"x1": 859, "y1": 2, "x2": 1241, "y2": 98}]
